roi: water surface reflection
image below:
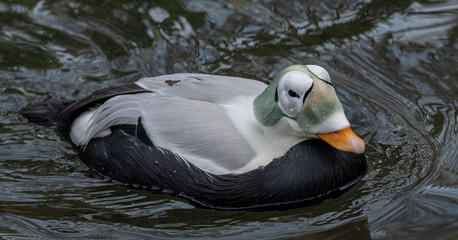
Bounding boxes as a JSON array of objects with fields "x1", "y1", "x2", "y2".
[{"x1": 0, "y1": 0, "x2": 457, "y2": 239}]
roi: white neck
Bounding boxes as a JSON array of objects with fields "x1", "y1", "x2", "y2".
[{"x1": 261, "y1": 117, "x2": 313, "y2": 154}]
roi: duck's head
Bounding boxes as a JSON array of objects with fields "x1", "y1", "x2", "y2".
[{"x1": 254, "y1": 65, "x2": 365, "y2": 154}]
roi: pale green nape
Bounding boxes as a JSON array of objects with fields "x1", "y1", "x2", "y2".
[
  {"x1": 253, "y1": 65, "x2": 310, "y2": 126},
  {"x1": 297, "y1": 93, "x2": 344, "y2": 130},
  {"x1": 296, "y1": 70, "x2": 345, "y2": 133}
]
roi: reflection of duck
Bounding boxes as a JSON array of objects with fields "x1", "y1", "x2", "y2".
[{"x1": 21, "y1": 65, "x2": 367, "y2": 209}]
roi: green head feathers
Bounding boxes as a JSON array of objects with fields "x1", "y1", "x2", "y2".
[{"x1": 253, "y1": 65, "x2": 349, "y2": 134}]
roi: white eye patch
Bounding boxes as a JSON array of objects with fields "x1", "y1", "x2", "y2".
[{"x1": 277, "y1": 71, "x2": 313, "y2": 118}]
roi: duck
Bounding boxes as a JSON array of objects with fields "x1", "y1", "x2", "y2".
[{"x1": 20, "y1": 65, "x2": 367, "y2": 210}]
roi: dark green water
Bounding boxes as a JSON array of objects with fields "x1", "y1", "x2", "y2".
[{"x1": 1, "y1": 0, "x2": 457, "y2": 239}]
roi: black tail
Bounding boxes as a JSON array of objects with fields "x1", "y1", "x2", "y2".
[
  {"x1": 20, "y1": 100, "x2": 74, "y2": 127},
  {"x1": 20, "y1": 83, "x2": 149, "y2": 134}
]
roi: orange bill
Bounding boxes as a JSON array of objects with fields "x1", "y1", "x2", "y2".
[{"x1": 316, "y1": 126, "x2": 365, "y2": 154}]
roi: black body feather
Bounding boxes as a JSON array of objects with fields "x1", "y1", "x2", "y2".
[{"x1": 82, "y1": 129, "x2": 366, "y2": 209}]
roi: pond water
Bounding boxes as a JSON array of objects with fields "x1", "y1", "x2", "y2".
[{"x1": 1, "y1": 0, "x2": 457, "y2": 239}]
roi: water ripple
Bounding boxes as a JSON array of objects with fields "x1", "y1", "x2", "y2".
[{"x1": 1, "y1": 0, "x2": 457, "y2": 239}]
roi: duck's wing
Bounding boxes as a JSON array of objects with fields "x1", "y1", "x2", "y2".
[
  {"x1": 135, "y1": 73, "x2": 266, "y2": 103},
  {"x1": 70, "y1": 74, "x2": 271, "y2": 174}
]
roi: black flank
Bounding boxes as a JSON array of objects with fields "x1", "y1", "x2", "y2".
[{"x1": 80, "y1": 129, "x2": 367, "y2": 210}]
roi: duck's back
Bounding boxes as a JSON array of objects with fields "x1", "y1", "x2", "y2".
[{"x1": 136, "y1": 73, "x2": 266, "y2": 103}]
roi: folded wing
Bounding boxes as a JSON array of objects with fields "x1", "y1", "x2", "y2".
[{"x1": 70, "y1": 74, "x2": 268, "y2": 174}]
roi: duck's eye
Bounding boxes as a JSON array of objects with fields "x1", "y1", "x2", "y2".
[{"x1": 288, "y1": 90, "x2": 300, "y2": 98}]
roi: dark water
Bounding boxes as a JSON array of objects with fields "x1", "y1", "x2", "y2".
[{"x1": 1, "y1": 0, "x2": 457, "y2": 239}]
